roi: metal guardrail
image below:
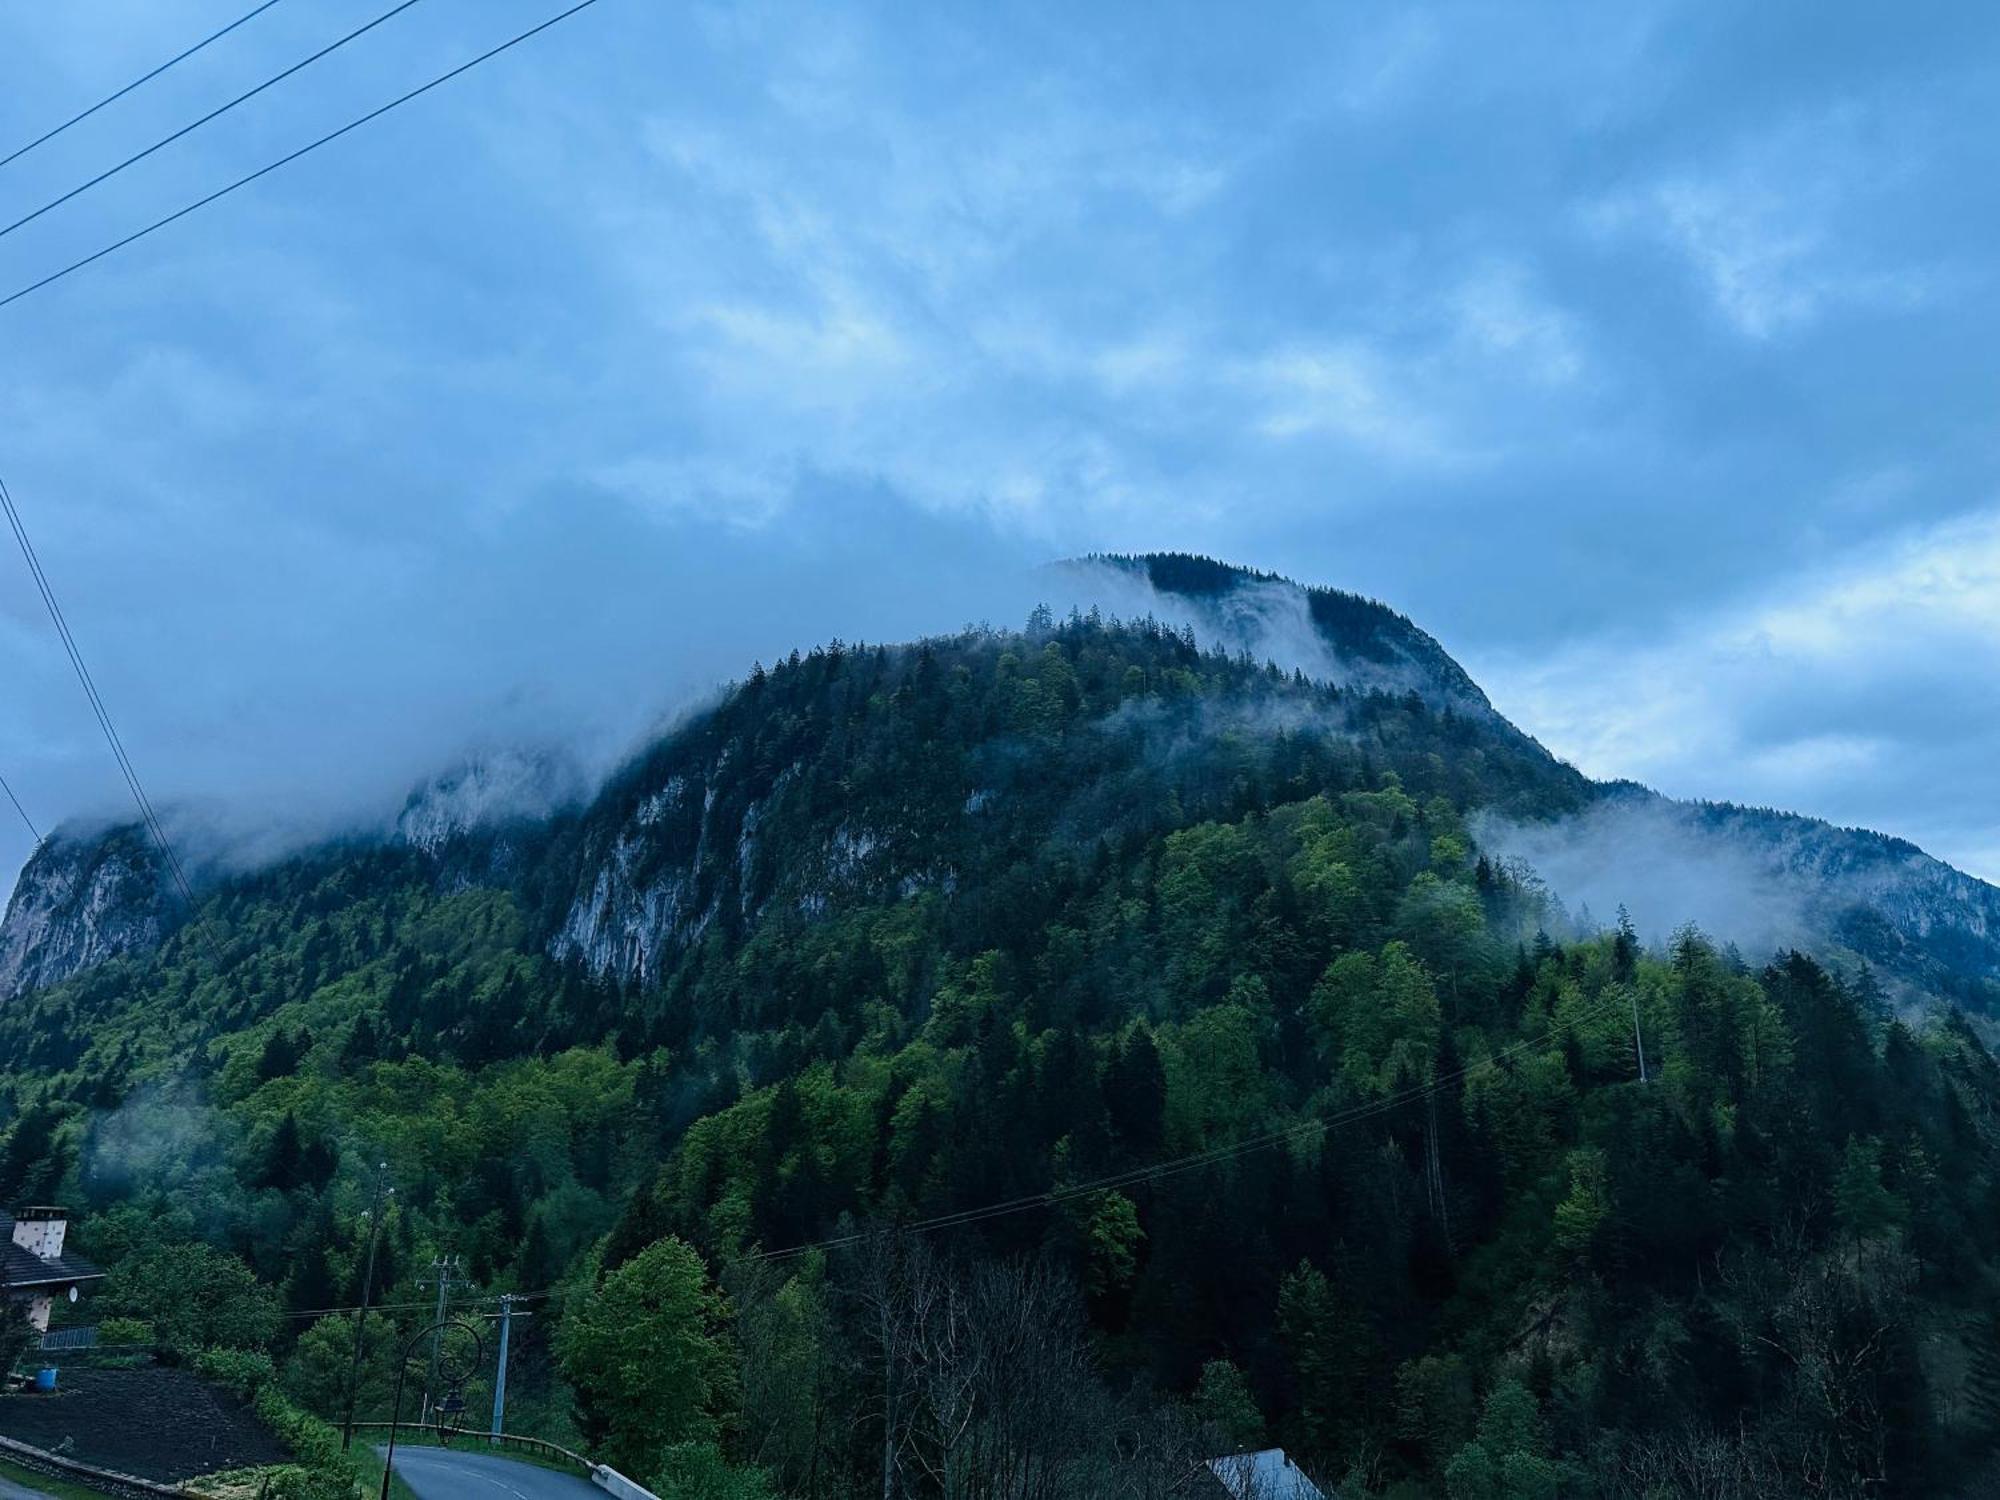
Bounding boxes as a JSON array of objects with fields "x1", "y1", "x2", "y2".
[{"x1": 346, "y1": 1424, "x2": 592, "y2": 1473}]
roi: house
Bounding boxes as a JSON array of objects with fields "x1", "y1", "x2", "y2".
[
  {"x1": 2, "y1": 1208, "x2": 104, "y2": 1333},
  {"x1": 1203, "y1": 1447, "x2": 1328, "y2": 1500}
]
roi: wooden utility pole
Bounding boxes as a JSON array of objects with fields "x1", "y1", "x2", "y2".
[
  {"x1": 1631, "y1": 987, "x2": 1649, "y2": 1083},
  {"x1": 341, "y1": 1165, "x2": 392, "y2": 1450}
]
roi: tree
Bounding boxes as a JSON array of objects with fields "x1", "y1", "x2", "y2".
[
  {"x1": 1192, "y1": 1359, "x2": 1264, "y2": 1451},
  {"x1": 1080, "y1": 1193, "x2": 1144, "y2": 1300},
  {"x1": 100, "y1": 1242, "x2": 282, "y2": 1357},
  {"x1": 1834, "y1": 1136, "x2": 1904, "y2": 1247},
  {"x1": 0, "y1": 1302, "x2": 34, "y2": 1379},
  {"x1": 1551, "y1": 1148, "x2": 1609, "y2": 1265},
  {"x1": 557, "y1": 1237, "x2": 738, "y2": 1474},
  {"x1": 1445, "y1": 1378, "x2": 1564, "y2": 1500},
  {"x1": 284, "y1": 1312, "x2": 398, "y2": 1422}
]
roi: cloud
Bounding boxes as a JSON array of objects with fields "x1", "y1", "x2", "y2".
[
  {"x1": 1476, "y1": 506, "x2": 2000, "y2": 880},
  {"x1": 3, "y1": 0, "x2": 1999, "y2": 913},
  {"x1": 1589, "y1": 114, "x2": 1944, "y2": 339}
]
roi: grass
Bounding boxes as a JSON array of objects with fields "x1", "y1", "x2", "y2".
[
  {"x1": 0, "y1": 1454, "x2": 121, "y2": 1500},
  {"x1": 349, "y1": 1442, "x2": 425, "y2": 1500}
]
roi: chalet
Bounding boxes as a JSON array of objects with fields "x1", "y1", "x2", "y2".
[
  {"x1": 2, "y1": 1208, "x2": 103, "y2": 1332},
  {"x1": 1202, "y1": 1447, "x2": 1327, "y2": 1500}
]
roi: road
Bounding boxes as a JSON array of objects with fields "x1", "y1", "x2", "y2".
[
  {"x1": 0, "y1": 1474, "x2": 52, "y2": 1500},
  {"x1": 378, "y1": 1446, "x2": 602, "y2": 1500}
]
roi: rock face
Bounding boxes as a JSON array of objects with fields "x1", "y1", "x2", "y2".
[
  {"x1": 395, "y1": 748, "x2": 583, "y2": 856},
  {"x1": 1073, "y1": 552, "x2": 1502, "y2": 717},
  {"x1": 0, "y1": 825, "x2": 173, "y2": 1001}
]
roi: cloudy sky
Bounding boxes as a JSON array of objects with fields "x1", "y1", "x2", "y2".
[{"x1": 2, "y1": 0, "x2": 1999, "y2": 897}]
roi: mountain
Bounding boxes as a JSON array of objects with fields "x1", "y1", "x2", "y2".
[
  {"x1": 0, "y1": 824, "x2": 171, "y2": 1002},
  {"x1": 9, "y1": 554, "x2": 1994, "y2": 1018},
  {"x1": 6, "y1": 556, "x2": 2000, "y2": 1496}
]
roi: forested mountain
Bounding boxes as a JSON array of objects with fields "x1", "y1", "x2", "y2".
[{"x1": 4, "y1": 558, "x2": 2000, "y2": 1498}]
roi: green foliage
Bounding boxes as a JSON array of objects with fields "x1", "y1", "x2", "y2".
[
  {"x1": 192, "y1": 1345, "x2": 278, "y2": 1395},
  {"x1": 0, "y1": 1303, "x2": 33, "y2": 1377},
  {"x1": 1395, "y1": 1355, "x2": 1476, "y2": 1471},
  {"x1": 647, "y1": 1442, "x2": 776, "y2": 1500},
  {"x1": 102, "y1": 1242, "x2": 281, "y2": 1356},
  {"x1": 557, "y1": 1237, "x2": 738, "y2": 1474},
  {"x1": 1192, "y1": 1359, "x2": 1264, "y2": 1451},
  {"x1": 196, "y1": 1346, "x2": 350, "y2": 1498},
  {"x1": 1445, "y1": 1379, "x2": 1566, "y2": 1500},
  {"x1": 1079, "y1": 1192, "x2": 1144, "y2": 1298},
  {"x1": 283, "y1": 1312, "x2": 399, "y2": 1426},
  {"x1": 2, "y1": 613, "x2": 1999, "y2": 1496},
  {"x1": 1835, "y1": 1135, "x2": 1906, "y2": 1243}
]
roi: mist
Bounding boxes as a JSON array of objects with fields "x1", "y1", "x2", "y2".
[
  {"x1": 1, "y1": 532, "x2": 1416, "y2": 906},
  {"x1": 1473, "y1": 798, "x2": 1821, "y2": 960}
]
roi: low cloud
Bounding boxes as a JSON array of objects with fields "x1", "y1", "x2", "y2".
[
  {"x1": 1475, "y1": 505, "x2": 2000, "y2": 883},
  {"x1": 1475, "y1": 800, "x2": 1817, "y2": 956}
]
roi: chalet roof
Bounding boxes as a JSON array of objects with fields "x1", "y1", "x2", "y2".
[
  {"x1": 1204, "y1": 1448, "x2": 1327, "y2": 1500},
  {"x1": 0, "y1": 1212, "x2": 105, "y2": 1291}
]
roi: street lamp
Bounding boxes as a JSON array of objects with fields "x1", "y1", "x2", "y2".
[
  {"x1": 342, "y1": 1167, "x2": 393, "y2": 1451},
  {"x1": 377, "y1": 1317, "x2": 485, "y2": 1500}
]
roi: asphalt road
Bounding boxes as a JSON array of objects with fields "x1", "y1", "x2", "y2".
[
  {"x1": 379, "y1": 1446, "x2": 603, "y2": 1500},
  {"x1": 0, "y1": 1475, "x2": 52, "y2": 1500}
]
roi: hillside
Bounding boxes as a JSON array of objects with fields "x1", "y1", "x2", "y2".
[
  {"x1": 2, "y1": 562, "x2": 2000, "y2": 1496},
  {"x1": 8, "y1": 556, "x2": 1996, "y2": 1017}
]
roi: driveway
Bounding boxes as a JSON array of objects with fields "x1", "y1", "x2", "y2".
[{"x1": 378, "y1": 1445, "x2": 603, "y2": 1500}]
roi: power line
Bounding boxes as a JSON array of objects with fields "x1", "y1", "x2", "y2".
[
  {"x1": 0, "y1": 765, "x2": 117, "y2": 956},
  {"x1": 0, "y1": 0, "x2": 428, "y2": 244},
  {"x1": 751, "y1": 987, "x2": 1641, "y2": 1264},
  {"x1": 0, "y1": 0, "x2": 608, "y2": 313},
  {"x1": 0, "y1": 769, "x2": 43, "y2": 846},
  {"x1": 0, "y1": 0, "x2": 290, "y2": 172},
  {"x1": 283, "y1": 1286, "x2": 562, "y2": 1322},
  {"x1": 0, "y1": 474, "x2": 203, "y2": 924}
]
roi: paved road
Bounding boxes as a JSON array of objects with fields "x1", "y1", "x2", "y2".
[
  {"x1": 0, "y1": 1474, "x2": 54, "y2": 1500},
  {"x1": 379, "y1": 1447, "x2": 601, "y2": 1500}
]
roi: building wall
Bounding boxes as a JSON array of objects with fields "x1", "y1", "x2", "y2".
[{"x1": 10, "y1": 1214, "x2": 66, "y2": 1260}]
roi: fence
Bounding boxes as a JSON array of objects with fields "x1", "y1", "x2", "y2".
[
  {"x1": 346, "y1": 1423, "x2": 592, "y2": 1473},
  {"x1": 39, "y1": 1325, "x2": 99, "y2": 1352}
]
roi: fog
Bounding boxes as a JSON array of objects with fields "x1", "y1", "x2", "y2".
[{"x1": 2, "y1": 546, "x2": 1411, "y2": 905}]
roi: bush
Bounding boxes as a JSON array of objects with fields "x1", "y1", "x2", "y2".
[
  {"x1": 648, "y1": 1442, "x2": 775, "y2": 1500},
  {"x1": 193, "y1": 1347, "x2": 347, "y2": 1484},
  {"x1": 194, "y1": 1347, "x2": 277, "y2": 1397},
  {"x1": 98, "y1": 1316, "x2": 155, "y2": 1349}
]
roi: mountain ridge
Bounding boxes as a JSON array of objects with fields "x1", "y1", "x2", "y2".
[{"x1": 3, "y1": 553, "x2": 1995, "y2": 1018}]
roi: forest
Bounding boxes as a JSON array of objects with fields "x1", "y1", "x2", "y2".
[{"x1": 2, "y1": 608, "x2": 1999, "y2": 1499}]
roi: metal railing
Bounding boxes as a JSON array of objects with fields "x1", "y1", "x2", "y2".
[
  {"x1": 346, "y1": 1423, "x2": 593, "y2": 1473},
  {"x1": 39, "y1": 1324, "x2": 98, "y2": 1351}
]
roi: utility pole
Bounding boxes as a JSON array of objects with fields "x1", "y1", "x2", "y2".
[
  {"x1": 341, "y1": 1165, "x2": 393, "y2": 1450},
  {"x1": 1630, "y1": 987, "x2": 1649, "y2": 1084},
  {"x1": 489, "y1": 1295, "x2": 530, "y2": 1436},
  {"x1": 417, "y1": 1255, "x2": 464, "y2": 1426}
]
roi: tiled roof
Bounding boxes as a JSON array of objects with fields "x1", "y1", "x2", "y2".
[{"x1": 0, "y1": 1213, "x2": 105, "y2": 1290}]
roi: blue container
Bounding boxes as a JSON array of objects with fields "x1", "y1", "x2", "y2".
[{"x1": 34, "y1": 1367, "x2": 57, "y2": 1392}]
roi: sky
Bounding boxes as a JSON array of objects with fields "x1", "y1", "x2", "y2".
[{"x1": 3, "y1": 0, "x2": 2000, "y2": 900}]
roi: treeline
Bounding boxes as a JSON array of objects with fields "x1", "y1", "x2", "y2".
[{"x1": 0, "y1": 616, "x2": 1997, "y2": 1497}]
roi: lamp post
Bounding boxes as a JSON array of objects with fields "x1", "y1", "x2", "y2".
[
  {"x1": 342, "y1": 1166, "x2": 393, "y2": 1451},
  {"x1": 377, "y1": 1318, "x2": 484, "y2": 1500}
]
